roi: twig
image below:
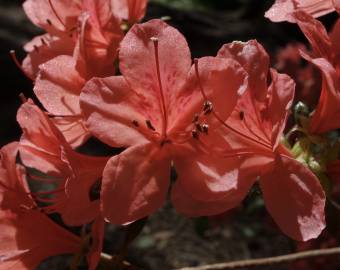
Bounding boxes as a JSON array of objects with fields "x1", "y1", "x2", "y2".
[{"x1": 176, "y1": 247, "x2": 340, "y2": 270}]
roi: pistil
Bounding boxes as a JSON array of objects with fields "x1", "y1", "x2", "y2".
[{"x1": 151, "y1": 37, "x2": 168, "y2": 140}]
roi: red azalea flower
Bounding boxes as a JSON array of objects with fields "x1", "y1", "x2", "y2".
[
  {"x1": 80, "y1": 19, "x2": 249, "y2": 224},
  {"x1": 22, "y1": 0, "x2": 81, "y2": 78},
  {"x1": 17, "y1": 100, "x2": 109, "y2": 226},
  {"x1": 265, "y1": 0, "x2": 340, "y2": 23},
  {"x1": 190, "y1": 40, "x2": 325, "y2": 241},
  {"x1": 294, "y1": 11, "x2": 340, "y2": 133},
  {"x1": 0, "y1": 142, "x2": 82, "y2": 269},
  {"x1": 22, "y1": 0, "x2": 145, "y2": 79},
  {"x1": 25, "y1": 0, "x2": 124, "y2": 147}
]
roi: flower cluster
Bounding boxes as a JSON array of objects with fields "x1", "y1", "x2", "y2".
[{"x1": 1, "y1": 0, "x2": 340, "y2": 269}]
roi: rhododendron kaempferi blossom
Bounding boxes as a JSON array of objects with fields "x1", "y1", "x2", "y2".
[
  {"x1": 17, "y1": 100, "x2": 109, "y2": 226},
  {"x1": 189, "y1": 40, "x2": 326, "y2": 241},
  {"x1": 265, "y1": 0, "x2": 340, "y2": 23},
  {"x1": 292, "y1": 11, "x2": 340, "y2": 133},
  {"x1": 22, "y1": 0, "x2": 139, "y2": 78},
  {"x1": 22, "y1": 0, "x2": 147, "y2": 147},
  {"x1": 25, "y1": 0, "x2": 123, "y2": 147},
  {"x1": 0, "y1": 142, "x2": 82, "y2": 269},
  {"x1": 80, "y1": 19, "x2": 250, "y2": 225}
]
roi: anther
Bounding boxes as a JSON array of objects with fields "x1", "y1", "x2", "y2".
[
  {"x1": 132, "y1": 120, "x2": 139, "y2": 127},
  {"x1": 46, "y1": 19, "x2": 52, "y2": 25},
  {"x1": 34, "y1": 45, "x2": 39, "y2": 53},
  {"x1": 239, "y1": 111, "x2": 244, "y2": 120},
  {"x1": 191, "y1": 130, "x2": 199, "y2": 139},
  {"x1": 202, "y1": 124, "x2": 209, "y2": 134},
  {"x1": 203, "y1": 101, "x2": 213, "y2": 114},
  {"x1": 195, "y1": 122, "x2": 203, "y2": 132},
  {"x1": 145, "y1": 119, "x2": 156, "y2": 131},
  {"x1": 150, "y1": 36, "x2": 159, "y2": 43}
]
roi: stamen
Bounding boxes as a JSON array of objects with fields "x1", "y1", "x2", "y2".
[
  {"x1": 145, "y1": 119, "x2": 156, "y2": 131},
  {"x1": 191, "y1": 130, "x2": 199, "y2": 139},
  {"x1": 132, "y1": 120, "x2": 139, "y2": 127},
  {"x1": 151, "y1": 37, "x2": 168, "y2": 138},
  {"x1": 46, "y1": 19, "x2": 52, "y2": 25},
  {"x1": 10, "y1": 50, "x2": 33, "y2": 80},
  {"x1": 33, "y1": 45, "x2": 39, "y2": 53},
  {"x1": 19, "y1": 93, "x2": 27, "y2": 103},
  {"x1": 194, "y1": 58, "x2": 272, "y2": 151},
  {"x1": 203, "y1": 100, "x2": 213, "y2": 115},
  {"x1": 48, "y1": 0, "x2": 66, "y2": 28},
  {"x1": 202, "y1": 123, "x2": 209, "y2": 134},
  {"x1": 195, "y1": 123, "x2": 203, "y2": 132}
]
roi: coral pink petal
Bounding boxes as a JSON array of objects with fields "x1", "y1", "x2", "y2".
[
  {"x1": 23, "y1": 0, "x2": 81, "y2": 34},
  {"x1": 22, "y1": 34, "x2": 74, "y2": 79},
  {"x1": 329, "y1": 19, "x2": 340, "y2": 63},
  {"x1": 265, "y1": 0, "x2": 334, "y2": 23},
  {"x1": 334, "y1": 0, "x2": 340, "y2": 13},
  {"x1": 34, "y1": 55, "x2": 85, "y2": 116},
  {"x1": 80, "y1": 76, "x2": 151, "y2": 147},
  {"x1": 307, "y1": 57, "x2": 340, "y2": 133},
  {"x1": 119, "y1": 19, "x2": 192, "y2": 127},
  {"x1": 0, "y1": 143, "x2": 81, "y2": 269},
  {"x1": 17, "y1": 100, "x2": 70, "y2": 175},
  {"x1": 217, "y1": 40, "x2": 269, "y2": 101},
  {"x1": 173, "y1": 151, "x2": 248, "y2": 202},
  {"x1": 101, "y1": 143, "x2": 170, "y2": 224},
  {"x1": 61, "y1": 151, "x2": 108, "y2": 226},
  {"x1": 17, "y1": 100, "x2": 107, "y2": 226},
  {"x1": 293, "y1": 10, "x2": 333, "y2": 59},
  {"x1": 263, "y1": 69, "x2": 295, "y2": 149},
  {"x1": 52, "y1": 116, "x2": 90, "y2": 148},
  {"x1": 111, "y1": 0, "x2": 147, "y2": 24},
  {"x1": 0, "y1": 143, "x2": 32, "y2": 212},
  {"x1": 171, "y1": 176, "x2": 253, "y2": 217},
  {"x1": 126, "y1": 0, "x2": 147, "y2": 23},
  {"x1": 260, "y1": 155, "x2": 326, "y2": 241},
  {"x1": 76, "y1": 0, "x2": 122, "y2": 78},
  {"x1": 0, "y1": 210, "x2": 81, "y2": 270}
]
